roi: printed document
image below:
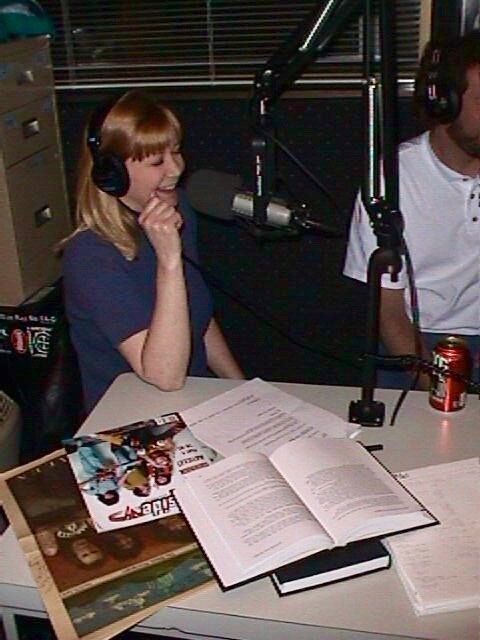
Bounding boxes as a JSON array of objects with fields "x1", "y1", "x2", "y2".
[{"x1": 181, "y1": 378, "x2": 355, "y2": 457}]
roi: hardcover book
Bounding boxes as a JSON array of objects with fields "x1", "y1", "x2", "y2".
[
  {"x1": 271, "y1": 538, "x2": 390, "y2": 595},
  {"x1": 175, "y1": 436, "x2": 437, "y2": 589}
]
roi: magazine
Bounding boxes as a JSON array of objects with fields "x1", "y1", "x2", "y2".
[
  {"x1": 0, "y1": 449, "x2": 213, "y2": 640},
  {"x1": 63, "y1": 412, "x2": 217, "y2": 532}
]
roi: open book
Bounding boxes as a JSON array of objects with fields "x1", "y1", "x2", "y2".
[{"x1": 175, "y1": 436, "x2": 437, "y2": 589}]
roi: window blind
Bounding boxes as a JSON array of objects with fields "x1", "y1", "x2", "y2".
[{"x1": 40, "y1": 0, "x2": 429, "y2": 90}]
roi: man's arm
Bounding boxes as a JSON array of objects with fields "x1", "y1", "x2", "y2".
[
  {"x1": 204, "y1": 318, "x2": 244, "y2": 379},
  {"x1": 379, "y1": 288, "x2": 430, "y2": 390}
]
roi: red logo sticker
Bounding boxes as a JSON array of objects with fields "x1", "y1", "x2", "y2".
[{"x1": 11, "y1": 328, "x2": 28, "y2": 354}]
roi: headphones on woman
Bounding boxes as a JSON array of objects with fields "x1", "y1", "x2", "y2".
[
  {"x1": 86, "y1": 97, "x2": 130, "y2": 197},
  {"x1": 423, "y1": 45, "x2": 462, "y2": 123}
]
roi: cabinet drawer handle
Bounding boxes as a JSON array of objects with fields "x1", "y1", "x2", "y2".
[
  {"x1": 22, "y1": 118, "x2": 40, "y2": 138},
  {"x1": 35, "y1": 206, "x2": 52, "y2": 227},
  {"x1": 17, "y1": 69, "x2": 35, "y2": 85}
]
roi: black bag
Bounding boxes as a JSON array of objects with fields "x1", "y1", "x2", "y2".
[{"x1": 0, "y1": 282, "x2": 84, "y2": 462}]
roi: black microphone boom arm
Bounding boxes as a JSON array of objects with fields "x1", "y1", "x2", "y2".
[
  {"x1": 250, "y1": 0, "x2": 403, "y2": 426},
  {"x1": 250, "y1": 0, "x2": 363, "y2": 230},
  {"x1": 253, "y1": 0, "x2": 364, "y2": 106}
]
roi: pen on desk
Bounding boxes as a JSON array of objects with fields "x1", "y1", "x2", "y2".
[{"x1": 364, "y1": 444, "x2": 384, "y2": 452}]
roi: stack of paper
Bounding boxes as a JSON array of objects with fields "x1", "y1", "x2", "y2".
[{"x1": 388, "y1": 458, "x2": 479, "y2": 615}]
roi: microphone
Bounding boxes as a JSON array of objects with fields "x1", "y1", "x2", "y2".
[{"x1": 186, "y1": 169, "x2": 341, "y2": 236}]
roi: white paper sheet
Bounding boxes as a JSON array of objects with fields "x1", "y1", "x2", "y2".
[
  {"x1": 0, "y1": 526, "x2": 35, "y2": 587},
  {"x1": 388, "y1": 457, "x2": 480, "y2": 615},
  {"x1": 181, "y1": 378, "x2": 355, "y2": 457}
]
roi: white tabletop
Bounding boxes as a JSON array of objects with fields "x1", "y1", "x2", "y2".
[
  {"x1": 80, "y1": 374, "x2": 480, "y2": 472},
  {"x1": 73, "y1": 374, "x2": 480, "y2": 640}
]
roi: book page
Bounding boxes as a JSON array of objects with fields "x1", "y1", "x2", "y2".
[
  {"x1": 387, "y1": 458, "x2": 479, "y2": 615},
  {"x1": 269, "y1": 437, "x2": 434, "y2": 545},
  {"x1": 178, "y1": 451, "x2": 332, "y2": 576},
  {"x1": 181, "y1": 378, "x2": 355, "y2": 457}
]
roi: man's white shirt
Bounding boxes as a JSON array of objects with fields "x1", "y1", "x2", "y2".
[{"x1": 343, "y1": 131, "x2": 480, "y2": 335}]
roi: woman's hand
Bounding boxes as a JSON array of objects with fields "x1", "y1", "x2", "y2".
[{"x1": 138, "y1": 192, "x2": 183, "y2": 270}]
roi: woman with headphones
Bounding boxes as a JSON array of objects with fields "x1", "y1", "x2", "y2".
[{"x1": 62, "y1": 90, "x2": 243, "y2": 414}]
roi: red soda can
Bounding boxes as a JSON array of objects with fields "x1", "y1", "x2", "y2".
[{"x1": 429, "y1": 336, "x2": 471, "y2": 412}]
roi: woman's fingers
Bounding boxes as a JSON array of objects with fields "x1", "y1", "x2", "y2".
[
  {"x1": 138, "y1": 195, "x2": 184, "y2": 265},
  {"x1": 139, "y1": 196, "x2": 183, "y2": 232}
]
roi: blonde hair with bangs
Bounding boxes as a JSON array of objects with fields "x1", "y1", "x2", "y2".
[{"x1": 65, "y1": 90, "x2": 182, "y2": 260}]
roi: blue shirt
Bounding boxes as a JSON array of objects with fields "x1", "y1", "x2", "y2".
[{"x1": 63, "y1": 191, "x2": 213, "y2": 413}]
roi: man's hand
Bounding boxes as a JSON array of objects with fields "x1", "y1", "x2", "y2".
[{"x1": 380, "y1": 288, "x2": 431, "y2": 390}]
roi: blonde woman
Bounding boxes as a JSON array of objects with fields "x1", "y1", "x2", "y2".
[{"x1": 63, "y1": 91, "x2": 243, "y2": 413}]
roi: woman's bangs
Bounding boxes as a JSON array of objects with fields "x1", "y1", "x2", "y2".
[{"x1": 131, "y1": 114, "x2": 180, "y2": 160}]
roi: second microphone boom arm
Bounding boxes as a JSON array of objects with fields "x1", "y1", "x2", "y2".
[{"x1": 250, "y1": 0, "x2": 364, "y2": 230}]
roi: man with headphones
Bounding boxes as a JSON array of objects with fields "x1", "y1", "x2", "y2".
[{"x1": 343, "y1": 30, "x2": 480, "y2": 389}]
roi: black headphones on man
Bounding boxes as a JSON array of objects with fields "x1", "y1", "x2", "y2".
[
  {"x1": 423, "y1": 44, "x2": 462, "y2": 123},
  {"x1": 86, "y1": 96, "x2": 131, "y2": 197}
]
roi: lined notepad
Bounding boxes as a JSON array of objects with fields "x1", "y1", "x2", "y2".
[{"x1": 388, "y1": 458, "x2": 479, "y2": 615}]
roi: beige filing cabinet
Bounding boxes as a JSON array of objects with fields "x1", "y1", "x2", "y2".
[{"x1": 0, "y1": 36, "x2": 71, "y2": 306}]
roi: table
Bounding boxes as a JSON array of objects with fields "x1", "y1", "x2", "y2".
[{"x1": 1, "y1": 375, "x2": 479, "y2": 640}]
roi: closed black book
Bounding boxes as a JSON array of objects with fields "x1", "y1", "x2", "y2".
[{"x1": 271, "y1": 539, "x2": 391, "y2": 595}]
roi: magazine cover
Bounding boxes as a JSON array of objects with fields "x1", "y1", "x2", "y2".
[
  {"x1": 0, "y1": 449, "x2": 213, "y2": 640},
  {"x1": 63, "y1": 412, "x2": 217, "y2": 532}
]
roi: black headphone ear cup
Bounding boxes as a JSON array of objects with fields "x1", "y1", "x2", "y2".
[
  {"x1": 424, "y1": 48, "x2": 462, "y2": 124},
  {"x1": 425, "y1": 81, "x2": 461, "y2": 123},
  {"x1": 91, "y1": 152, "x2": 130, "y2": 197}
]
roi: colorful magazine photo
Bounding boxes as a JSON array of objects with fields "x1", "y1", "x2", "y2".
[
  {"x1": 0, "y1": 449, "x2": 213, "y2": 640},
  {"x1": 63, "y1": 413, "x2": 217, "y2": 532}
]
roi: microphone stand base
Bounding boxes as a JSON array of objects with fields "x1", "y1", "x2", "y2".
[{"x1": 349, "y1": 398, "x2": 385, "y2": 427}]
